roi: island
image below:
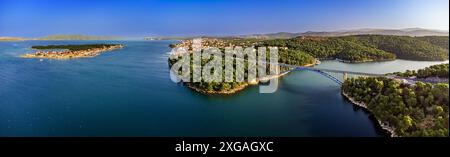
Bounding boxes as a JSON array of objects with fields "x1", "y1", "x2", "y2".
[
  {"x1": 342, "y1": 64, "x2": 449, "y2": 137},
  {"x1": 21, "y1": 44, "x2": 124, "y2": 59},
  {"x1": 2, "y1": 35, "x2": 122, "y2": 41},
  {"x1": 0, "y1": 36, "x2": 27, "y2": 41}
]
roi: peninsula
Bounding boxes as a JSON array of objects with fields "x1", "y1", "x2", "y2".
[
  {"x1": 168, "y1": 38, "x2": 316, "y2": 95},
  {"x1": 342, "y1": 64, "x2": 449, "y2": 137},
  {"x1": 21, "y1": 44, "x2": 123, "y2": 59},
  {"x1": 168, "y1": 35, "x2": 449, "y2": 95}
]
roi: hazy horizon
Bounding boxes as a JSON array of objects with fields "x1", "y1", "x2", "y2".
[
  {"x1": 1, "y1": 27, "x2": 448, "y2": 39},
  {"x1": 1, "y1": 0, "x2": 449, "y2": 37}
]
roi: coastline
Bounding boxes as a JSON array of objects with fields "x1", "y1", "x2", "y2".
[
  {"x1": 186, "y1": 62, "x2": 316, "y2": 95},
  {"x1": 185, "y1": 67, "x2": 293, "y2": 95},
  {"x1": 341, "y1": 91, "x2": 398, "y2": 137},
  {"x1": 186, "y1": 82, "x2": 250, "y2": 95},
  {"x1": 335, "y1": 58, "x2": 396, "y2": 63}
]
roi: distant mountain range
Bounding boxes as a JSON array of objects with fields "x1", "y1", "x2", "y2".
[
  {"x1": 234, "y1": 28, "x2": 449, "y2": 39},
  {"x1": 1, "y1": 28, "x2": 448, "y2": 41},
  {"x1": 37, "y1": 35, "x2": 121, "y2": 40}
]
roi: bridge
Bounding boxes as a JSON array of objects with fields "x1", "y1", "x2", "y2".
[
  {"x1": 226, "y1": 57, "x2": 389, "y2": 85},
  {"x1": 276, "y1": 63, "x2": 386, "y2": 85},
  {"x1": 275, "y1": 63, "x2": 446, "y2": 85}
]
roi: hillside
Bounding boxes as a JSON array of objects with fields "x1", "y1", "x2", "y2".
[
  {"x1": 235, "y1": 28, "x2": 449, "y2": 39},
  {"x1": 340, "y1": 35, "x2": 449, "y2": 61},
  {"x1": 259, "y1": 35, "x2": 449, "y2": 62},
  {"x1": 416, "y1": 36, "x2": 449, "y2": 50},
  {"x1": 260, "y1": 36, "x2": 396, "y2": 62}
]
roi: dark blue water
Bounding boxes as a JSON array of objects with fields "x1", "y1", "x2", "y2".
[{"x1": 1, "y1": 40, "x2": 447, "y2": 137}]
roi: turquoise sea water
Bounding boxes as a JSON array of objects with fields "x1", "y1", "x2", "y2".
[{"x1": 0, "y1": 40, "x2": 447, "y2": 137}]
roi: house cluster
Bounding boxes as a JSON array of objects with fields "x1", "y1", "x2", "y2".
[{"x1": 174, "y1": 38, "x2": 241, "y2": 50}]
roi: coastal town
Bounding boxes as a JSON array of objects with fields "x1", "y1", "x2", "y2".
[
  {"x1": 21, "y1": 44, "x2": 123, "y2": 59},
  {"x1": 170, "y1": 38, "x2": 264, "y2": 50}
]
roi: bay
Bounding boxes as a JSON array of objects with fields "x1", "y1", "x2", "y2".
[{"x1": 0, "y1": 40, "x2": 447, "y2": 137}]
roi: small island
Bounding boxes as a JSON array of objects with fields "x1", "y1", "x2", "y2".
[
  {"x1": 0, "y1": 36, "x2": 27, "y2": 41},
  {"x1": 21, "y1": 44, "x2": 123, "y2": 59}
]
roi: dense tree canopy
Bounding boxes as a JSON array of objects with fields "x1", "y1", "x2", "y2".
[
  {"x1": 260, "y1": 35, "x2": 448, "y2": 62},
  {"x1": 278, "y1": 49, "x2": 315, "y2": 66},
  {"x1": 168, "y1": 47, "x2": 314, "y2": 94},
  {"x1": 343, "y1": 77, "x2": 449, "y2": 137},
  {"x1": 392, "y1": 63, "x2": 449, "y2": 78},
  {"x1": 260, "y1": 37, "x2": 397, "y2": 62},
  {"x1": 341, "y1": 35, "x2": 449, "y2": 61},
  {"x1": 417, "y1": 36, "x2": 449, "y2": 50}
]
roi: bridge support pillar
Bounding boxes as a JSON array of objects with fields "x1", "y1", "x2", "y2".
[{"x1": 343, "y1": 73, "x2": 348, "y2": 81}]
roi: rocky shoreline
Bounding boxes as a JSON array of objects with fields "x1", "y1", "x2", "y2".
[
  {"x1": 342, "y1": 91, "x2": 398, "y2": 137},
  {"x1": 183, "y1": 60, "x2": 316, "y2": 95},
  {"x1": 186, "y1": 69, "x2": 292, "y2": 95},
  {"x1": 186, "y1": 83, "x2": 250, "y2": 95},
  {"x1": 185, "y1": 61, "x2": 316, "y2": 95},
  {"x1": 336, "y1": 58, "x2": 396, "y2": 63},
  {"x1": 21, "y1": 44, "x2": 123, "y2": 59}
]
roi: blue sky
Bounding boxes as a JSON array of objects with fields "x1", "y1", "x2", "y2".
[{"x1": 0, "y1": 0, "x2": 448, "y2": 37}]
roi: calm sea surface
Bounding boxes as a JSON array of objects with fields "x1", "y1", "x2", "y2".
[{"x1": 0, "y1": 40, "x2": 447, "y2": 136}]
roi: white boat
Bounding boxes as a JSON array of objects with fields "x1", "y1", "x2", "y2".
[{"x1": 315, "y1": 59, "x2": 321, "y2": 65}]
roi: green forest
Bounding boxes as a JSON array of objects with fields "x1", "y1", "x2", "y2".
[
  {"x1": 342, "y1": 77, "x2": 449, "y2": 137},
  {"x1": 259, "y1": 35, "x2": 449, "y2": 62},
  {"x1": 340, "y1": 35, "x2": 449, "y2": 61},
  {"x1": 168, "y1": 48, "x2": 314, "y2": 93},
  {"x1": 259, "y1": 37, "x2": 396, "y2": 62},
  {"x1": 417, "y1": 36, "x2": 449, "y2": 50},
  {"x1": 391, "y1": 63, "x2": 449, "y2": 78},
  {"x1": 278, "y1": 49, "x2": 316, "y2": 66}
]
